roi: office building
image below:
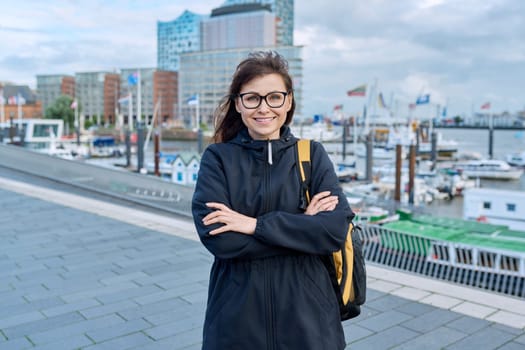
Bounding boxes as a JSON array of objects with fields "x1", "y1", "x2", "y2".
[
  {"x1": 153, "y1": 71, "x2": 178, "y2": 124},
  {"x1": 119, "y1": 68, "x2": 155, "y2": 126},
  {"x1": 75, "y1": 71, "x2": 120, "y2": 126},
  {"x1": 36, "y1": 75, "x2": 75, "y2": 113},
  {"x1": 179, "y1": 46, "x2": 303, "y2": 127},
  {"x1": 157, "y1": 10, "x2": 208, "y2": 72},
  {"x1": 0, "y1": 84, "x2": 42, "y2": 123},
  {"x1": 202, "y1": 3, "x2": 276, "y2": 51},
  {"x1": 103, "y1": 74, "x2": 120, "y2": 124},
  {"x1": 221, "y1": 0, "x2": 294, "y2": 45}
]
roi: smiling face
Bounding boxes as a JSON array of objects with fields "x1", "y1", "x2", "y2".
[{"x1": 235, "y1": 73, "x2": 292, "y2": 140}]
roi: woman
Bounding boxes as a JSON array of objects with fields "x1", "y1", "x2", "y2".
[{"x1": 192, "y1": 51, "x2": 354, "y2": 350}]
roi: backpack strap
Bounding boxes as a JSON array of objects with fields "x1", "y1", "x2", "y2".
[{"x1": 296, "y1": 139, "x2": 312, "y2": 209}]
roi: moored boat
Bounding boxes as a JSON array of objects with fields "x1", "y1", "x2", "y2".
[
  {"x1": 453, "y1": 159, "x2": 523, "y2": 180},
  {"x1": 506, "y1": 151, "x2": 525, "y2": 167},
  {"x1": 360, "y1": 211, "x2": 525, "y2": 297}
]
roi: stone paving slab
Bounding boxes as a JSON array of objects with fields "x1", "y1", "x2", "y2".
[{"x1": 1, "y1": 179, "x2": 525, "y2": 349}]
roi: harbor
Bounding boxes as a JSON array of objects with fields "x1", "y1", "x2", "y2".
[
  {"x1": 2, "y1": 117, "x2": 525, "y2": 335},
  {"x1": 2, "y1": 116, "x2": 525, "y2": 349}
]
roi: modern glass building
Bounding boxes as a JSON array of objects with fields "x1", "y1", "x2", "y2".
[
  {"x1": 221, "y1": 0, "x2": 294, "y2": 46},
  {"x1": 179, "y1": 46, "x2": 303, "y2": 128},
  {"x1": 157, "y1": 10, "x2": 208, "y2": 72}
]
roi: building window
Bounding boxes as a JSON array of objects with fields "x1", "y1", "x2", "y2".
[
  {"x1": 506, "y1": 203, "x2": 516, "y2": 212},
  {"x1": 483, "y1": 202, "x2": 491, "y2": 209}
]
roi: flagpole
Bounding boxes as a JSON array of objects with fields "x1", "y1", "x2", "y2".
[
  {"x1": 196, "y1": 94, "x2": 200, "y2": 131},
  {"x1": 75, "y1": 99, "x2": 80, "y2": 146},
  {"x1": 17, "y1": 93, "x2": 22, "y2": 123},
  {"x1": 129, "y1": 92, "x2": 134, "y2": 132},
  {"x1": 137, "y1": 70, "x2": 142, "y2": 124},
  {"x1": 0, "y1": 86, "x2": 4, "y2": 124}
]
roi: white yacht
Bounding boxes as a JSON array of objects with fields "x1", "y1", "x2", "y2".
[
  {"x1": 454, "y1": 159, "x2": 523, "y2": 180},
  {"x1": 463, "y1": 188, "x2": 525, "y2": 231},
  {"x1": 506, "y1": 151, "x2": 525, "y2": 167}
]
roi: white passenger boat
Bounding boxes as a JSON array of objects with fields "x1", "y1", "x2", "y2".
[
  {"x1": 463, "y1": 187, "x2": 525, "y2": 231},
  {"x1": 506, "y1": 151, "x2": 525, "y2": 167},
  {"x1": 453, "y1": 159, "x2": 523, "y2": 180}
]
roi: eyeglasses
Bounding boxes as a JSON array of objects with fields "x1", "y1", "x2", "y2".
[{"x1": 237, "y1": 91, "x2": 289, "y2": 109}]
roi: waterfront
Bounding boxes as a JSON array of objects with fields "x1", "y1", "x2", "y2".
[{"x1": 150, "y1": 127, "x2": 525, "y2": 221}]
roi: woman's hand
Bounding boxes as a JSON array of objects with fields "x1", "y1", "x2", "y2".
[
  {"x1": 203, "y1": 202, "x2": 257, "y2": 235},
  {"x1": 305, "y1": 191, "x2": 339, "y2": 216}
]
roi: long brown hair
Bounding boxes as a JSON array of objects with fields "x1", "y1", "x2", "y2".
[{"x1": 212, "y1": 51, "x2": 296, "y2": 143}]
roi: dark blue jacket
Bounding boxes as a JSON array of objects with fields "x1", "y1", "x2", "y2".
[{"x1": 192, "y1": 126, "x2": 354, "y2": 350}]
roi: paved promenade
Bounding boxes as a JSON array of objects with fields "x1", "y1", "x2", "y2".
[{"x1": 1, "y1": 173, "x2": 525, "y2": 349}]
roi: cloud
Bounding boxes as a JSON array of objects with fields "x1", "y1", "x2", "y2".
[
  {"x1": 0, "y1": 0, "x2": 523, "y2": 117},
  {"x1": 294, "y1": 0, "x2": 525, "y2": 116}
]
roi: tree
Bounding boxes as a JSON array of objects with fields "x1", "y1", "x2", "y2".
[{"x1": 44, "y1": 95, "x2": 77, "y2": 132}]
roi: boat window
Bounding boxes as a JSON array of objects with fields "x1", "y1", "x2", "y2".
[
  {"x1": 455, "y1": 247, "x2": 472, "y2": 264},
  {"x1": 431, "y1": 243, "x2": 449, "y2": 261},
  {"x1": 483, "y1": 202, "x2": 491, "y2": 209},
  {"x1": 500, "y1": 256, "x2": 519, "y2": 272},
  {"x1": 506, "y1": 203, "x2": 516, "y2": 212},
  {"x1": 478, "y1": 251, "x2": 496, "y2": 268}
]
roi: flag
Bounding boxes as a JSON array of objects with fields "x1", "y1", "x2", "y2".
[
  {"x1": 16, "y1": 94, "x2": 26, "y2": 105},
  {"x1": 416, "y1": 94, "x2": 430, "y2": 105},
  {"x1": 347, "y1": 85, "x2": 366, "y2": 97},
  {"x1": 442, "y1": 106, "x2": 447, "y2": 117},
  {"x1": 378, "y1": 92, "x2": 387, "y2": 108},
  {"x1": 128, "y1": 72, "x2": 138, "y2": 86},
  {"x1": 481, "y1": 102, "x2": 491, "y2": 110},
  {"x1": 118, "y1": 94, "x2": 131, "y2": 104},
  {"x1": 333, "y1": 104, "x2": 343, "y2": 111},
  {"x1": 6, "y1": 94, "x2": 26, "y2": 105},
  {"x1": 187, "y1": 94, "x2": 199, "y2": 105},
  {"x1": 70, "y1": 100, "x2": 77, "y2": 109}
]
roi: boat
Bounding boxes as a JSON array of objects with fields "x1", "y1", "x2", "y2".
[
  {"x1": 386, "y1": 125, "x2": 458, "y2": 158},
  {"x1": 352, "y1": 205, "x2": 399, "y2": 225},
  {"x1": 291, "y1": 121, "x2": 342, "y2": 142},
  {"x1": 506, "y1": 151, "x2": 525, "y2": 167},
  {"x1": 463, "y1": 188, "x2": 525, "y2": 231},
  {"x1": 88, "y1": 136, "x2": 124, "y2": 158},
  {"x1": 360, "y1": 211, "x2": 525, "y2": 297},
  {"x1": 355, "y1": 144, "x2": 403, "y2": 160},
  {"x1": 0, "y1": 118, "x2": 64, "y2": 149},
  {"x1": 453, "y1": 159, "x2": 523, "y2": 180}
]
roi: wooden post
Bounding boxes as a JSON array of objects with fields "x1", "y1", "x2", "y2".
[
  {"x1": 408, "y1": 144, "x2": 416, "y2": 205},
  {"x1": 395, "y1": 144, "x2": 402, "y2": 202}
]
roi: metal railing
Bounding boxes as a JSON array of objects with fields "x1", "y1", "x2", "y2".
[
  {"x1": 0, "y1": 144, "x2": 194, "y2": 217},
  {"x1": 359, "y1": 224, "x2": 525, "y2": 298}
]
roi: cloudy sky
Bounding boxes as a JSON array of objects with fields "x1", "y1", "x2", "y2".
[{"x1": 0, "y1": 0, "x2": 523, "y2": 119}]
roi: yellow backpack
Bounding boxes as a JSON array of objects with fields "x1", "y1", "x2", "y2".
[{"x1": 296, "y1": 139, "x2": 366, "y2": 320}]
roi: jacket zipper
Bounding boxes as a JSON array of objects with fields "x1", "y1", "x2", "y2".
[
  {"x1": 264, "y1": 141, "x2": 275, "y2": 349},
  {"x1": 263, "y1": 141, "x2": 272, "y2": 213}
]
